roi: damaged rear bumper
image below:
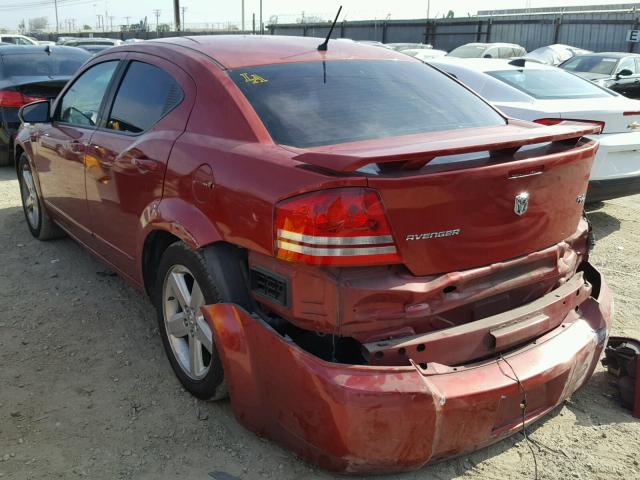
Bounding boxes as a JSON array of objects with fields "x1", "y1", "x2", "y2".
[{"x1": 201, "y1": 263, "x2": 612, "y2": 474}]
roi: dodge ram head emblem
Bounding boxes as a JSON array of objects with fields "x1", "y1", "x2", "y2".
[{"x1": 514, "y1": 192, "x2": 529, "y2": 216}]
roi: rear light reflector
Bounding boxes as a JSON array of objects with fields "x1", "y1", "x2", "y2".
[
  {"x1": 534, "y1": 118, "x2": 604, "y2": 134},
  {"x1": 623, "y1": 111, "x2": 640, "y2": 116},
  {"x1": 0, "y1": 90, "x2": 45, "y2": 108},
  {"x1": 274, "y1": 187, "x2": 400, "y2": 266}
]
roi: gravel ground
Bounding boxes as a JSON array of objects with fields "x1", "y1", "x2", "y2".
[{"x1": 0, "y1": 164, "x2": 638, "y2": 480}]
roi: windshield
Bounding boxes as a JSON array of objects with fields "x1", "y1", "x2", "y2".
[
  {"x1": 487, "y1": 68, "x2": 612, "y2": 99},
  {"x1": 0, "y1": 51, "x2": 89, "y2": 78},
  {"x1": 230, "y1": 60, "x2": 505, "y2": 148},
  {"x1": 448, "y1": 45, "x2": 487, "y2": 58},
  {"x1": 561, "y1": 56, "x2": 618, "y2": 75}
]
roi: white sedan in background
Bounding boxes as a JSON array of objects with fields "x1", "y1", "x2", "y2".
[
  {"x1": 402, "y1": 48, "x2": 447, "y2": 61},
  {"x1": 428, "y1": 57, "x2": 640, "y2": 203}
]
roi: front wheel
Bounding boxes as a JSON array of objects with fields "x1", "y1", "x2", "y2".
[
  {"x1": 155, "y1": 242, "x2": 227, "y2": 400},
  {"x1": 17, "y1": 153, "x2": 63, "y2": 240}
]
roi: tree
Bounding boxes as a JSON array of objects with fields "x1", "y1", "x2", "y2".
[
  {"x1": 83, "y1": 24, "x2": 91, "y2": 30},
  {"x1": 446, "y1": 10, "x2": 455, "y2": 18},
  {"x1": 28, "y1": 16, "x2": 48, "y2": 31}
]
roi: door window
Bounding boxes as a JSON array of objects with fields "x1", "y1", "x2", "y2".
[
  {"x1": 105, "y1": 61, "x2": 183, "y2": 134},
  {"x1": 58, "y1": 61, "x2": 118, "y2": 127},
  {"x1": 616, "y1": 57, "x2": 636, "y2": 75}
]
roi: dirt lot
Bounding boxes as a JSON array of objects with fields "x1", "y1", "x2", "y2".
[{"x1": 0, "y1": 164, "x2": 638, "y2": 480}]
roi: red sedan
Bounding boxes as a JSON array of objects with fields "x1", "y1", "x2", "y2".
[{"x1": 15, "y1": 36, "x2": 612, "y2": 474}]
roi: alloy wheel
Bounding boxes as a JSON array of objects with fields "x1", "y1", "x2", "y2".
[
  {"x1": 162, "y1": 265, "x2": 213, "y2": 380},
  {"x1": 20, "y1": 163, "x2": 40, "y2": 230}
]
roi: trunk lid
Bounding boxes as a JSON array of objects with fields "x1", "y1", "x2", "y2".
[
  {"x1": 10, "y1": 76, "x2": 70, "y2": 100},
  {"x1": 292, "y1": 121, "x2": 598, "y2": 276},
  {"x1": 532, "y1": 97, "x2": 640, "y2": 134}
]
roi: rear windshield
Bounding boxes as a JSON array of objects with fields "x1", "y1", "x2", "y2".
[
  {"x1": 561, "y1": 56, "x2": 618, "y2": 75},
  {"x1": 230, "y1": 60, "x2": 505, "y2": 148},
  {"x1": 0, "y1": 51, "x2": 89, "y2": 78},
  {"x1": 448, "y1": 45, "x2": 487, "y2": 58},
  {"x1": 487, "y1": 68, "x2": 612, "y2": 99}
]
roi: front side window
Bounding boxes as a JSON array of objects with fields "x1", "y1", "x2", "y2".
[
  {"x1": 230, "y1": 60, "x2": 505, "y2": 148},
  {"x1": 106, "y1": 61, "x2": 183, "y2": 134},
  {"x1": 616, "y1": 57, "x2": 636, "y2": 75},
  {"x1": 58, "y1": 61, "x2": 118, "y2": 126},
  {"x1": 488, "y1": 68, "x2": 613, "y2": 100}
]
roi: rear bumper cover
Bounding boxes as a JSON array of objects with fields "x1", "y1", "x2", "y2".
[{"x1": 202, "y1": 263, "x2": 612, "y2": 474}]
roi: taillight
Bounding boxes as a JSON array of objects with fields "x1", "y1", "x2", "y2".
[
  {"x1": 274, "y1": 187, "x2": 400, "y2": 266},
  {"x1": 0, "y1": 90, "x2": 45, "y2": 108},
  {"x1": 534, "y1": 118, "x2": 605, "y2": 134}
]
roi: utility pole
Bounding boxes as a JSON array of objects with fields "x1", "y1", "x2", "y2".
[
  {"x1": 252, "y1": 12, "x2": 255, "y2": 34},
  {"x1": 153, "y1": 9, "x2": 161, "y2": 36},
  {"x1": 181, "y1": 7, "x2": 187, "y2": 31},
  {"x1": 241, "y1": 0, "x2": 245, "y2": 32},
  {"x1": 53, "y1": 0, "x2": 60, "y2": 33},
  {"x1": 109, "y1": 16, "x2": 114, "y2": 31},
  {"x1": 173, "y1": 0, "x2": 180, "y2": 31},
  {"x1": 259, "y1": 0, "x2": 263, "y2": 34},
  {"x1": 427, "y1": 0, "x2": 430, "y2": 19},
  {"x1": 124, "y1": 16, "x2": 130, "y2": 27},
  {"x1": 97, "y1": 14, "x2": 103, "y2": 31}
]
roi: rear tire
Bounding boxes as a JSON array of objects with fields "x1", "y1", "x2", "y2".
[
  {"x1": 17, "y1": 153, "x2": 63, "y2": 240},
  {"x1": 154, "y1": 242, "x2": 228, "y2": 401}
]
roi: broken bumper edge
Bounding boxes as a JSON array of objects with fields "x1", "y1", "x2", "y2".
[{"x1": 201, "y1": 263, "x2": 613, "y2": 475}]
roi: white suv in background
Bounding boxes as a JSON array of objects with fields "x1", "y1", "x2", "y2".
[
  {"x1": 0, "y1": 34, "x2": 38, "y2": 45},
  {"x1": 429, "y1": 57, "x2": 640, "y2": 203}
]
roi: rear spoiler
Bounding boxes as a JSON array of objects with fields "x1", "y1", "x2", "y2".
[{"x1": 292, "y1": 120, "x2": 600, "y2": 173}]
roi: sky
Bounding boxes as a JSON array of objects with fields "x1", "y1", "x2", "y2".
[{"x1": 0, "y1": 0, "x2": 636, "y2": 32}]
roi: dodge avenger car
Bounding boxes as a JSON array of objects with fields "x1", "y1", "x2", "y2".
[{"x1": 15, "y1": 35, "x2": 612, "y2": 474}]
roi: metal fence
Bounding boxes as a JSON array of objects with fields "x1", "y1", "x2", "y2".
[{"x1": 267, "y1": 8, "x2": 640, "y2": 53}]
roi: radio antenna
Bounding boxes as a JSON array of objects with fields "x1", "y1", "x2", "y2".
[{"x1": 317, "y1": 5, "x2": 342, "y2": 51}]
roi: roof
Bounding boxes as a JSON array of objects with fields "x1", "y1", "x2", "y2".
[
  {"x1": 143, "y1": 35, "x2": 414, "y2": 69},
  {"x1": 0, "y1": 45, "x2": 88, "y2": 55},
  {"x1": 455, "y1": 42, "x2": 523, "y2": 48},
  {"x1": 573, "y1": 52, "x2": 640, "y2": 58}
]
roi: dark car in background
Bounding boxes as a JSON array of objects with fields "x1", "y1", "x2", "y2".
[
  {"x1": 0, "y1": 45, "x2": 90, "y2": 166},
  {"x1": 560, "y1": 52, "x2": 640, "y2": 98}
]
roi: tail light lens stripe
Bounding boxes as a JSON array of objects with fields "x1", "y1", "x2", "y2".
[
  {"x1": 277, "y1": 229, "x2": 393, "y2": 246},
  {"x1": 276, "y1": 240, "x2": 397, "y2": 257}
]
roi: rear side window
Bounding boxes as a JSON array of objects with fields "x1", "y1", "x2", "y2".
[
  {"x1": 0, "y1": 51, "x2": 89, "y2": 79},
  {"x1": 106, "y1": 61, "x2": 183, "y2": 134},
  {"x1": 230, "y1": 60, "x2": 505, "y2": 148}
]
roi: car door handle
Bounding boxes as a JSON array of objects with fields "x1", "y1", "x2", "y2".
[{"x1": 132, "y1": 157, "x2": 160, "y2": 173}]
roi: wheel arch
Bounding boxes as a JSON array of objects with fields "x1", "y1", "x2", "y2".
[{"x1": 139, "y1": 198, "x2": 252, "y2": 308}]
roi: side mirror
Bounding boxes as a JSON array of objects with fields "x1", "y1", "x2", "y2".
[
  {"x1": 18, "y1": 100, "x2": 51, "y2": 124},
  {"x1": 483, "y1": 53, "x2": 493, "y2": 58},
  {"x1": 617, "y1": 68, "x2": 633, "y2": 79}
]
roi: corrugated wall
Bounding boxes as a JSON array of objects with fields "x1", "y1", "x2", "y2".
[{"x1": 269, "y1": 11, "x2": 640, "y2": 53}]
